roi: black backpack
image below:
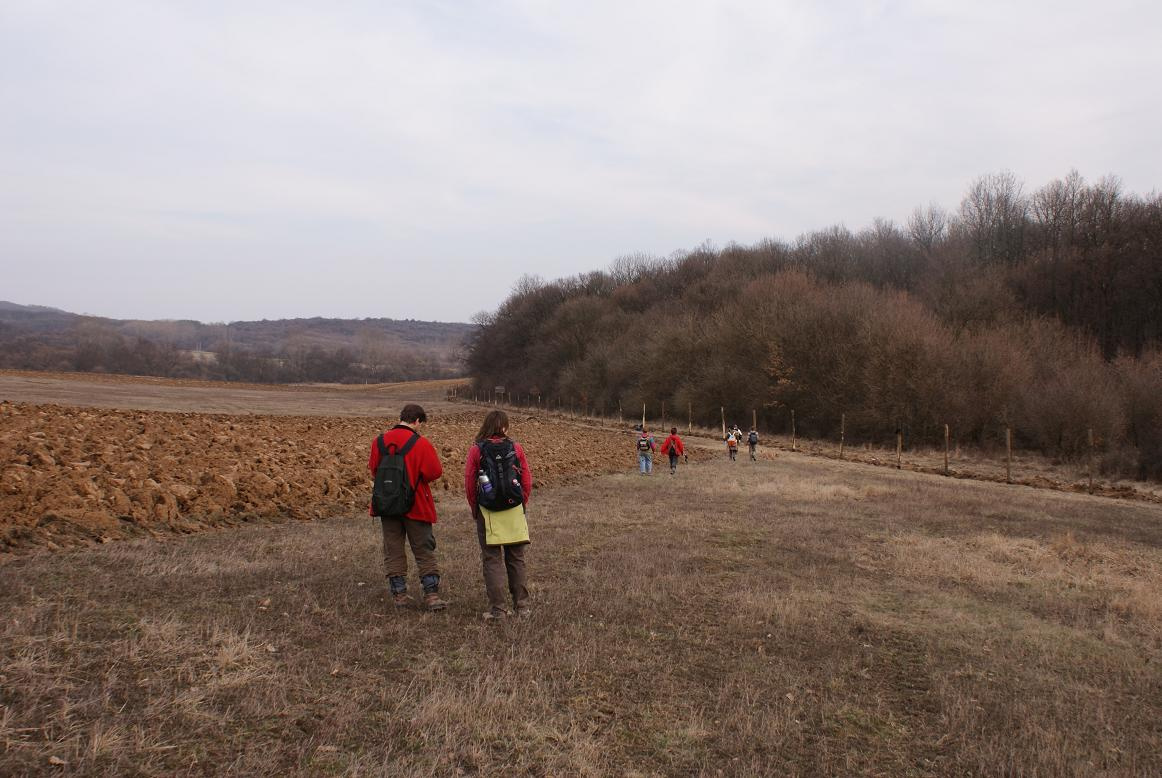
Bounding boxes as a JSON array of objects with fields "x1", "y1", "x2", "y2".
[
  {"x1": 371, "y1": 432, "x2": 420, "y2": 518},
  {"x1": 748, "y1": 431, "x2": 759, "y2": 445},
  {"x1": 637, "y1": 436, "x2": 651, "y2": 452},
  {"x1": 477, "y1": 439, "x2": 524, "y2": 512}
]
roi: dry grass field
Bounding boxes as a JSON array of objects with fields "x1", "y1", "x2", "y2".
[
  {"x1": 2, "y1": 373, "x2": 1161, "y2": 775},
  {"x1": 3, "y1": 452, "x2": 1161, "y2": 776}
]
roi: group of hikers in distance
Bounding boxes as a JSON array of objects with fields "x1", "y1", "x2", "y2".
[
  {"x1": 725, "y1": 423, "x2": 761, "y2": 461},
  {"x1": 369, "y1": 404, "x2": 765, "y2": 620},
  {"x1": 635, "y1": 422, "x2": 761, "y2": 473}
]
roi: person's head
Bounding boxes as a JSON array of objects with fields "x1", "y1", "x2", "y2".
[
  {"x1": 475, "y1": 409, "x2": 509, "y2": 441},
  {"x1": 671, "y1": 427, "x2": 677, "y2": 435},
  {"x1": 750, "y1": 427, "x2": 756, "y2": 432},
  {"x1": 399, "y1": 404, "x2": 427, "y2": 426},
  {"x1": 641, "y1": 427, "x2": 648, "y2": 435}
]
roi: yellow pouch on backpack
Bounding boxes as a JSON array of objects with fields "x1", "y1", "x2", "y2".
[{"x1": 481, "y1": 504, "x2": 530, "y2": 546}]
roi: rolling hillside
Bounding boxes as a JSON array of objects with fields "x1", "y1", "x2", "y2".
[{"x1": 0, "y1": 302, "x2": 471, "y2": 383}]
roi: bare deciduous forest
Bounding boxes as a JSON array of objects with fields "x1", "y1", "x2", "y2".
[{"x1": 466, "y1": 171, "x2": 1162, "y2": 480}]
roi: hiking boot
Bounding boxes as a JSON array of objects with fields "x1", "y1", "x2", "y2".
[
  {"x1": 391, "y1": 592, "x2": 412, "y2": 609},
  {"x1": 423, "y1": 592, "x2": 449, "y2": 611},
  {"x1": 481, "y1": 607, "x2": 509, "y2": 621}
]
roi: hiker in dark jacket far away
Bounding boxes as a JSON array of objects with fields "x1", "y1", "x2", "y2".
[
  {"x1": 464, "y1": 410, "x2": 533, "y2": 621},
  {"x1": 636, "y1": 427, "x2": 656, "y2": 474},
  {"x1": 748, "y1": 428, "x2": 759, "y2": 461},
  {"x1": 661, "y1": 427, "x2": 685, "y2": 475},
  {"x1": 368, "y1": 403, "x2": 448, "y2": 611}
]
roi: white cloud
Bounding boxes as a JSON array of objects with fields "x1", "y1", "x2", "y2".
[{"x1": 1, "y1": 0, "x2": 1160, "y2": 321}]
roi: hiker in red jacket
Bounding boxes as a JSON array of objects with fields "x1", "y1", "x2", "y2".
[
  {"x1": 661, "y1": 427, "x2": 685, "y2": 475},
  {"x1": 464, "y1": 409, "x2": 534, "y2": 620},
  {"x1": 368, "y1": 403, "x2": 447, "y2": 611}
]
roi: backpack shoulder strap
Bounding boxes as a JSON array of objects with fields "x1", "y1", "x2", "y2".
[
  {"x1": 398, "y1": 431, "x2": 420, "y2": 458},
  {"x1": 394, "y1": 431, "x2": 422, "y2": 489},
  {"x1": 376, "y1": 434, "x2": 390, "y2": 457}
]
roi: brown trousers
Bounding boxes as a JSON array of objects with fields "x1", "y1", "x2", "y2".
[
  {"x1": 474, "y1": 510, "x2": 529, "y2": 611},
  {"x1": 381, "y1": 517, "x2": 439, "y2": 579}
]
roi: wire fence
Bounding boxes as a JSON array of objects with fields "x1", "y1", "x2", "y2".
[{"x1": 445, "y1": 384, "x2": 1124, "y2": 496}]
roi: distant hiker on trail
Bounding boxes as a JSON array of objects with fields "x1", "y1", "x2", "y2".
[
  {"x1": 725, "y1": 428, "x2": 739, "y2": 461},
  {"x1": 636, "y1": 428, "x2": 656, "y2": 474},
  {"x1": 747, "y1": 428, "x2": 759, "y2": 461},
  {"x1": 464, "y1": 410, "x2": 533, "y2": 621},
  {"x1": 368, "y1": 403, "x2": 448, "y2": 612},
  {"x1": 661, "y1": 427, "x2": 685, "y2": 475}
]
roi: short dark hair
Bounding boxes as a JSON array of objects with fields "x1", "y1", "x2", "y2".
[
  {"x1": 399, "y1": 404, "x2": 427, "y2": 424},
  {"x1": 671, "y1": 427, "x2": 677, "y2": 435}
]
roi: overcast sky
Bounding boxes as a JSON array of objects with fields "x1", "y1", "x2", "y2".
[{"x1": 2, "y1": 1, "x2": 1159, "y2": 324}]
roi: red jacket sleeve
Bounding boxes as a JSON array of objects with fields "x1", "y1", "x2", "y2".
[
  {"x1": 514, "y1": 442, "x2": 533, "y2": 504},
  {"x1": 416, "y1": 438, "x2": 442, "y2": 484},
  {"x1": 464, "y1": 443, "x2": 481, "y2": 509}
]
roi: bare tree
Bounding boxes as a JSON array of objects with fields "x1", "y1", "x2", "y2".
[
  {"x1": 959, "y1": 171, "x2": 1028, "y2": 264},
  {"x1": 907, "y1": 203, "x2": 948, "y2": 255}
]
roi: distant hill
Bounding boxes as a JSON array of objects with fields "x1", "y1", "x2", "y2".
[
  {"x1": 0, "y1": 303, "x2": 471, "y2": 384},
  {"x1": 0, "y1": 301, "x2": 69, "y2": 314}
]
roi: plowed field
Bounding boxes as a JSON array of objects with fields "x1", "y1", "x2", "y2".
[{"x1": 0, "y1": 396, "x2": 704, "y2": 558}]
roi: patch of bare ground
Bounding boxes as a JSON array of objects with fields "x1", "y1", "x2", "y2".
[
  {"x1": 1, "y1": 401, "x2": 706, "y2": 556},
  {"x1": 2, "y1": 453, "x2": 1160, "y2": 775},
  {"x1": 0, "y1": 370, "x2": 468, "y2": 416}
]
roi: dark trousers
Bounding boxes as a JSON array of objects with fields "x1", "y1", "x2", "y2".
[
  {"x1": 381, "y1": 517, "x2": 439, "y2": 581},
  {"x1": 474, "y1": 510, "x2": 529, "y2": 611}
]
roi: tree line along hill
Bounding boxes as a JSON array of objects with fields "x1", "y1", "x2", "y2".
[
  {"x1": 466, "y1": 170, "x2": 1162, "y2": 481},
  {"x1": 0, "y1": 303, "x2": 471, "y2": 384}
]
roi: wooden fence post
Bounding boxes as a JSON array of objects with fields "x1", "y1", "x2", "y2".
[
  {"x1": 1006, "y1": 426, "x2": 1012, "y2": 484},
  {"x1": 944, "y1": 424, "x2": 950, "y2": 475},
  {"x1": 896, "y1": 429, "x2": 903, "y2": 469},
  {"x1": 791, "y1": 409, "x2": 796, "y2": 451},
  {"x1": 662, "y1": 401, "x2": 666, "y2": 429},
  {"x1": 720, "y1": 407, "x2": 726, "y2": 437},
  {"x1": 1088, "y1": 427, "x2": 1095, "y2": 494},
  {"x1": 688, "y1": 401, "x2": 692, "y2": 433},
  {"x1": 642, "y1": 403, "x2": 646, "y2": 428},
  {"x1": 752, "y1": 409, "x2": 757, "y2": 432},
  {"x1": 839, "y1": 413, "x2": 846, "y2": 460}
]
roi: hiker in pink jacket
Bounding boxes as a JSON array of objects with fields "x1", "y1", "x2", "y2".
[{"x1": 464, "y1": 409, "x2": 533, "y2": 620}]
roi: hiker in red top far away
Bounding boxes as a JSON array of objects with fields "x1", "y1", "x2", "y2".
[
  {"x1": 661, "y1": 427, "x2": 685, "y2": 475},
  {"x1": 368, "y1": 403, "x2": 447, "y2": 611}
]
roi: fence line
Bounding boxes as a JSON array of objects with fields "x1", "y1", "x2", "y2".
[{"x1": 445, "y1": 384, "x2": 1107, "y2": 493}]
